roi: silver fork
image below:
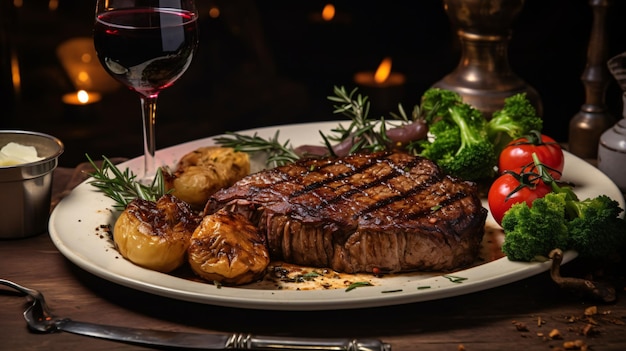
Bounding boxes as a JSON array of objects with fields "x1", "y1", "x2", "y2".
[
  {"x1": 0, "y1": 279, "x2": 392, "y2": 350},
  {"x1": 1, "y1": 278, "x2": 59, "y2": 333}
]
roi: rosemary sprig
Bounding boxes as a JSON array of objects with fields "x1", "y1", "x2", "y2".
[
  {"x1": 86, "y1": 154, "x2": 167, "y2": 210},
  {"x1": 323, "y1": 86, "x2": 390, "y2": 155},
  {"x1": 213, "y1": 130, "x2": 300, "y2": 167}
]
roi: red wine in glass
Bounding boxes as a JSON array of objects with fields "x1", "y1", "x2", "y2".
[{"x1": 93, "y1": 2, "x2": 199, "y2": 179}]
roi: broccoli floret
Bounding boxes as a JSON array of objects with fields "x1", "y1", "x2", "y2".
[
  {"x1": 486, "y1": 93, "x2": 543, "y2": 153},
  {"x1": 420, "y1": 88, "x2": 463, "y2": 123},
  {"x1": 418, "y1": 89, "x2": 497, "y2": 181},
  {"x1": 501, "y1": 192, "x2": 570, "y2": 261},
  {"x1": 438, "y1": 104, "x2": 496, "y2": 180},
  {"x1": 566, "y1": 195, "x2": 626, "y2": 258},
  {"x1": 419, "y1": 119, "x2": 460, "y2": 161}
]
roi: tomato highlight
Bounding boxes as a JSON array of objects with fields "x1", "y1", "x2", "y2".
[{"x1": 498, "y1": 131, "x2": 564, "y2": 179}]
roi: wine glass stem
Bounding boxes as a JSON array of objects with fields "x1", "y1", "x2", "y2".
[{"x1": 139, "y1": 95, "x2": 158, "y2": 179}]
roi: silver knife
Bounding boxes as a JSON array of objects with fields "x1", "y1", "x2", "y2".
[{"x1": 52, "y1": 318, "x2": 392, "y2": 350}]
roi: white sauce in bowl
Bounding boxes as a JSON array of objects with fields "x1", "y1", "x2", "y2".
[{"x1": 0, "y1": 142, "x2": 44, "y2": 166}]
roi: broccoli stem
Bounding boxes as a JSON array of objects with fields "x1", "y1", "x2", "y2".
[{"x1": 449, "y1": 107, "x2": 480, "y2": 154}]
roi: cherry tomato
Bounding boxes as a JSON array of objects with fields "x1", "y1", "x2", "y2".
[
  {"x1": 498, "y1": 133, "x2": 564, "y2": 179},
  {"x1": 488, "y1": 172, "x2": 552, "y2": 226}
]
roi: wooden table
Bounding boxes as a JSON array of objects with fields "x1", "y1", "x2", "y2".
[{"x1": 1, "y1": 165, "x2": 625, "y2": 351}]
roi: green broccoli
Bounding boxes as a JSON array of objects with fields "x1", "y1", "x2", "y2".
[
  {"x1": 486, "y1": 93, "x2": 543, "y2": 153},
  {"x1": 566, "y1": 195, "x2": 626, "y2": 258},
  {"x1": 501, "y1": 192, "x2": 570, "y2": 261},
  {"x1": 418, "y1": 88, "x2": 497, "y2": 181},
  {"x1": 418, "y1": 88, "x2": 462, "y2": 161},
  {"x1": 500, "y1": 154, "x2": 626, "y2": 261},
  {"x1": 418, "y1": 118, "x2": 460, "y2": 162},
  {"x1": 420, "y1": 88, "x2": 463, "y2": 122},
  {"x1": 439, "y1": 104, "x2": 496, "y2": 180}
]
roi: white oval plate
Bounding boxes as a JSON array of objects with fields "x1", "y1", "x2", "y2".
[{"x1": 49, "y1": 121, "x2": 625, "y2": 311}]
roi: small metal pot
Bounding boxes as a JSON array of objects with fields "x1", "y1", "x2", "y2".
[{"x1": 0, "y1": 131, "x2": 64, "y2": 239}]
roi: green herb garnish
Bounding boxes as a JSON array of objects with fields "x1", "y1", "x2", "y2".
[
  {"x1": 291, "y1": 271, "x2": 322, "y2": 283},
  {"x1": 345, "y1": 281, "x2": 373, "y2": 292},
  {"x1": 213, "y1": 130, "x2": 300, "y2": 167},
  {"x1": 442, "y1": 275, "x2": 468, "y2": 284},
  {"x1": 430, "y1": 205, "x2": 442, "y2": 212},
  {"x1": 213, "y1": 86, "x2": 418, "y2": 166},
  {"x1": 301, "y1": 271, "x2": 322, "y2": 279},
  {"x1": 381, "y1": 289, "x2": 403, "y2": 293},
  {"x1": 86, "y1": 154, "x2": 167, "y2": 210},
  {"x1": 321, "y1": 86, "x2": 390, "y2": 156}
]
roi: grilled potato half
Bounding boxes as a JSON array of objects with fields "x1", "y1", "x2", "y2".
[
  {"x1": 165, "y1": 146, "x2": 250, "y2": 210},
  {"x1": 114, "y1": 194, "x2": 201, "y2": 273},
  {"x1": 188, "y1": 209, "x2": 270, "y2": 285}
]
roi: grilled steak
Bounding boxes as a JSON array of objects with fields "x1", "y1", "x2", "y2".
[{"x1": 204, "y1": 152, "x2": 488, "y2": 273}]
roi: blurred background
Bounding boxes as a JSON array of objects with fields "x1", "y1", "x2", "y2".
[{"x1": 1, "y1": 0, "x2": 626, "y2": 167}]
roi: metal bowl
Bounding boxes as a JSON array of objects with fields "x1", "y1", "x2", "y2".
[{"x1": 0, "y1": 130, "x2": 64, "y2": 239}]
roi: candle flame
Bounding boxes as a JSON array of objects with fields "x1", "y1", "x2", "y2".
[
  {"x1": 10, "y1": 51, "x2": 20, "y2": 94},
  {"x1": 322, "y1": 4, "x2": 335, "y2": 21},
  {"x1": 77, "y1": 90, "x2": 90, "y2": 104},
  {"x1": 374, "y1": 57, "x2": 392, "y2": 84}
]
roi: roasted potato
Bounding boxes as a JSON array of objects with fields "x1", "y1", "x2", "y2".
[
  {"x1": 114, "y1": 194, "x2": 201, "y2": 273},
  {"x1": 165, "y1": 146, "x2": 250, "y2": 210},
  {"x1": 188, "y1": 209, "x2": 270, "y2": 285}
]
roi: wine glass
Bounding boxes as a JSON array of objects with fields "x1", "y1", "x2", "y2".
[{"x1": 93, "y1": 0, "x2": 199, "y2": 180}]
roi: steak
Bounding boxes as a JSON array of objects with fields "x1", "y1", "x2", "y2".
[{"x1": 204, "y1": 152, "x2": 488, "y2": 273}]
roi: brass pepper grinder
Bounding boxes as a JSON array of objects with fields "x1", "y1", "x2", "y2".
[
  {"x1": 433, "y1": 0, "x2": 542, "y2": 118},
  {"x1": 568, "y1": 0, "x2": 614, "y2": 159},
  {"x1": 598, "y1": 52, "x2": 626, "y2": 192}
]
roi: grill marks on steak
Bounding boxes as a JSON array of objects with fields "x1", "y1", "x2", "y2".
[{"x1": 205, "y1": 152, "x2": 488, "y2": 273}]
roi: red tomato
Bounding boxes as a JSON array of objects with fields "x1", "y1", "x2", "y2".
[
  {"x1": 488, "y1": 172, "x2": 552, "y2": 226},
  {"x1": 498, "y1": 133, "x2": 564, "y2": 179}
]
